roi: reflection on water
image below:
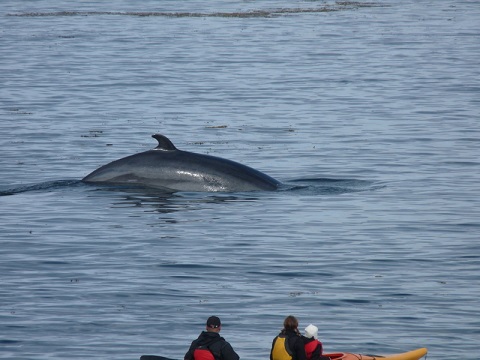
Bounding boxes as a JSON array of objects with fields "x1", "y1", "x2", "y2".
[{"x1": 107, "y1": 190, "x2": 260, "y2": 214}]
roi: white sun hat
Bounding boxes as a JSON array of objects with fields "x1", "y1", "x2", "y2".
[{"x1": 304, "y1": 324, "x2": 318, "y2": 339}]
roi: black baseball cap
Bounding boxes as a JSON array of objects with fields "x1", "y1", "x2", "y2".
[{"x1": 206, "y1": 316, "x2": 221, "y2": 328}]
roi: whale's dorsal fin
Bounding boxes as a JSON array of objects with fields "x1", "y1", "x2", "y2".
[{"x1": 152, "y1": 134, "x2": 177, "y2": 151}]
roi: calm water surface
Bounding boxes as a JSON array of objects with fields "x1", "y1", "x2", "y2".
[{"x1": 1, "y1": 1, "x2": 479, "y2": 359}]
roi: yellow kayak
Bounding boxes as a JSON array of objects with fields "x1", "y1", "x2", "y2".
[{"x1": 325, "y1": 347, "x2": 428, "y2": 360}]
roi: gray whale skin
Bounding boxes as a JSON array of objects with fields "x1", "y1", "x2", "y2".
[{"x1": 82, "y1": 134, "x2": 280, "y2": 192}]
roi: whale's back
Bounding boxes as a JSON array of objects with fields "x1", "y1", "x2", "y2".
[{"x1": 82, "y1": 146, "x2": 279, "y2": 192}]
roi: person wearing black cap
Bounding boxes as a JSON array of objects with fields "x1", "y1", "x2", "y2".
[{"x1": 184, "y1": 316, "x2": 240, "y2": 360}]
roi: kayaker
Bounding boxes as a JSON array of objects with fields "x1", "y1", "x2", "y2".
[
  {"x1": 270, "y1": 315, "x2": 307, "y2": 360},
  {"x1": 302, "y1": 324, "x2": 329, "y2": 360},
  {"x1": 184, "y1": 316, "x2": 240, "y2": 360}
]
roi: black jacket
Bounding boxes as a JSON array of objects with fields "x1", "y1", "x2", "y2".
[
  {"x1": 185, "y1": 331, "x2": 239, "y2": 360},
  {"x1": 270, "y1": 329, "x2": 307, "y2": 360}
]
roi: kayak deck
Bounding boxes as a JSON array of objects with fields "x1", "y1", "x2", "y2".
[{"x1": 325, "y1": 347, "x2": 428, "y2": 360}]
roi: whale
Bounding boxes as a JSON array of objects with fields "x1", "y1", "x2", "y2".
[{"x1": 82, "y1": 134, "x2": 281, "y2": 192}]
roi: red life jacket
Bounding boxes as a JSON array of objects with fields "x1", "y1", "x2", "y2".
[
  {"x1": 304, "y1": 339, "x2": 322, "y2": 360},
  {"x1": 193, "y1": 348, "x2": 215, "y2": 360}
]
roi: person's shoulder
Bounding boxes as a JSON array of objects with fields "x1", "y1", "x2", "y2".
[
  {"x1": 189, "y1": 338, "x2": 199, "y2": 347},
  {"x1": 219, "y1": 337, "x2": 231, "y2": 346},
  {"x1": 292, "y1": 334, "x2": 305, "y2": 346},
  {"x1": 192, "y1": 333, "x2": 203, "y2": 341},
  {"x1": 210, "y1": 337, "x2": 231, "y2": 352},
  {"x1": 301, "y1": 336, "x2": 313, "y2": 343}
]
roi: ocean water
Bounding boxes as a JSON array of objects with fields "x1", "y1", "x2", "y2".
[{"x1": 1, "y1": 1, "x2": 479, "y2": 359}]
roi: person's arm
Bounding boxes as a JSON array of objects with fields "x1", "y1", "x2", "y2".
[
  {"x1": 317, "y1": 340, "x2": 324, "y2": 355},
  {"x1": 221, "y1": 341, "x2": 240, "y2": 360},
  {"x1": 310, "y1": 342, "x2": 322, "y2": 360},
  {"x1": 270, "y1": 337, "x2": 277, "y2": 360},
  {"x1": 184, "y1": 341, "x2": 196, "y2": 360},
  {"x1": 294, "y1": 337, "x2": 307, "y2": 360}
]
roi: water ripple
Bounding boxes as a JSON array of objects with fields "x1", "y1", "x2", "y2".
[{"x1": 8, "y1": 3, "x2": 385, "y2": 18}]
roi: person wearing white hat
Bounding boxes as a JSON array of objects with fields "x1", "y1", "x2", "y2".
[{"x1": 302, "y1": 324, "x2": 329, "y2": 360}]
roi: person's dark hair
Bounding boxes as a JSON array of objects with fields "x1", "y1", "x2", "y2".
[{"x1": 283, "y1": 315, "x2": 299, "y2": 331}]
